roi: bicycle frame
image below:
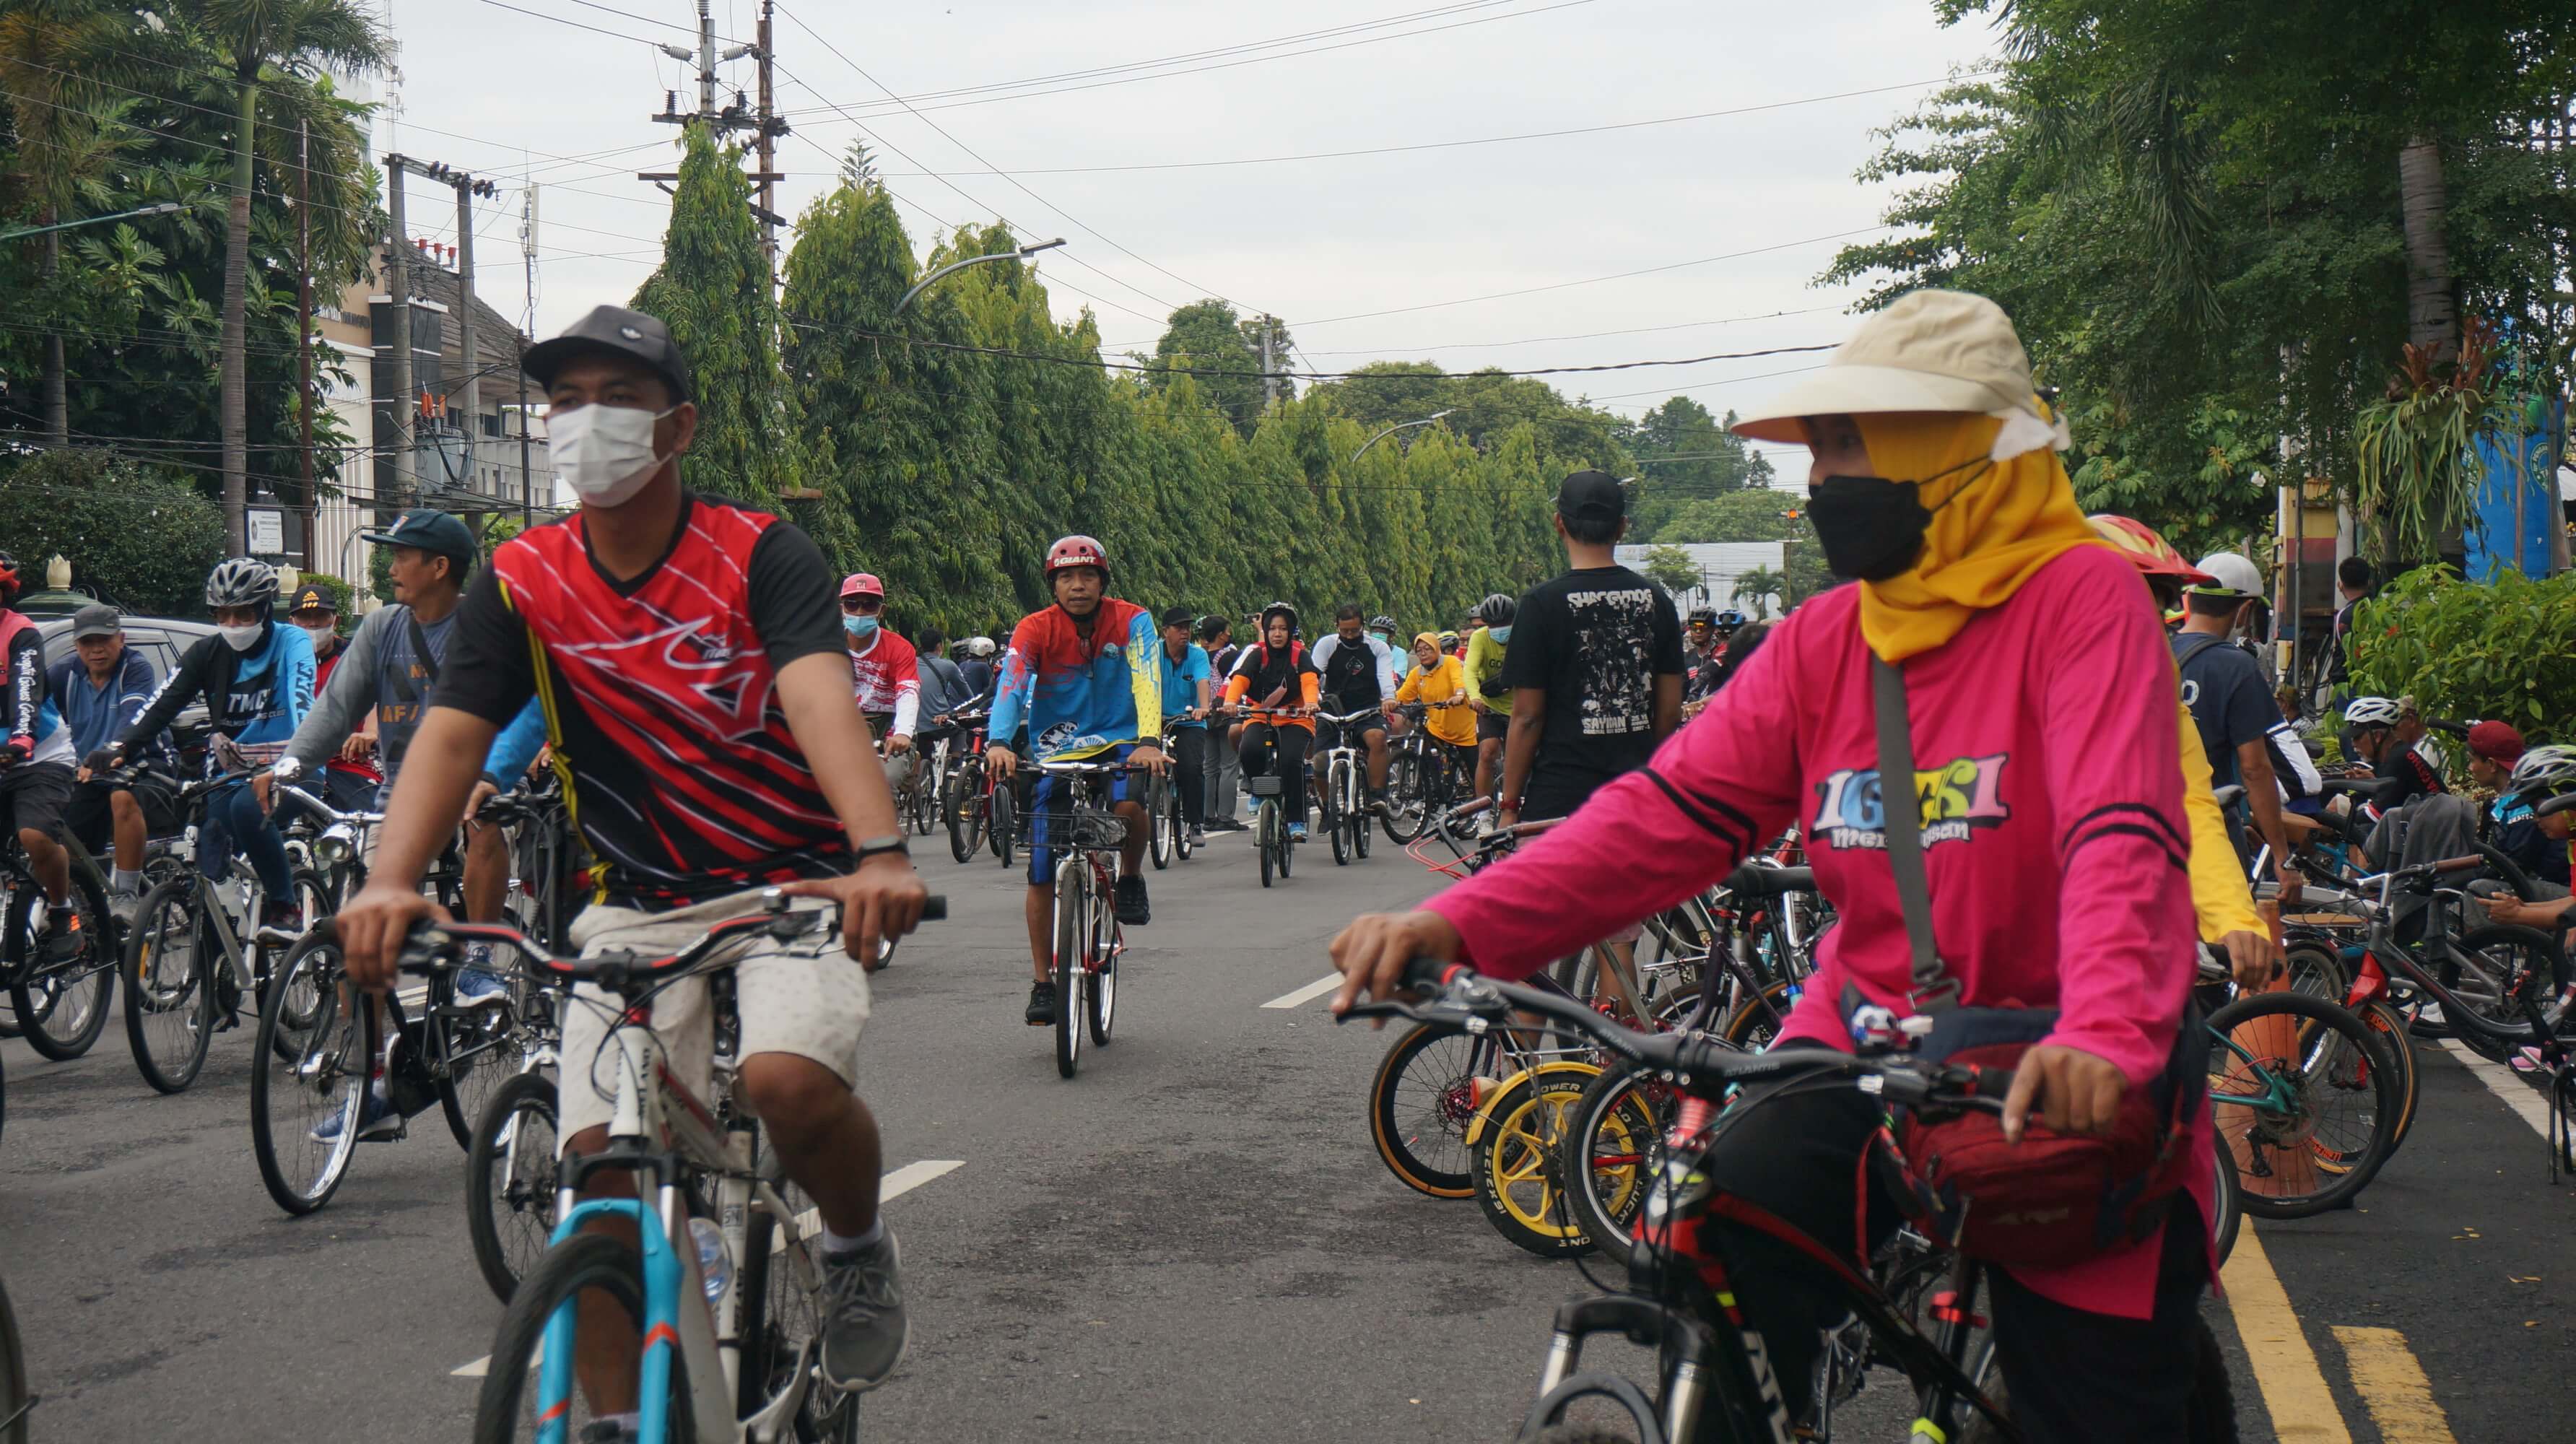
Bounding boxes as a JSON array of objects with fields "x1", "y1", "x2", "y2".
[{"x1": 2314, "y1": 869, "x2": 2566, "y2": 1056}]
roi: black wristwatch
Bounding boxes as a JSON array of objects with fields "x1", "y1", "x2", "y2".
[{"x1": 854, "y1": 835, "x2": 910, "y2": 864}]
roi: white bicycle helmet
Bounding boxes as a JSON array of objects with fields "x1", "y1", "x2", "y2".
[
  {"x1": 2510, "y1": 744, "x2": 2576, "y2": 799},
  {"x1": 2187, "y1": 551, "x2": 2265, "y2": 599},
  {"x1": 2343, "y1": 696, "x2": 2403, "y2": 729},
  {"x1": 968, "y1": 636, "x2": 996, "y2": 658},
  {"x1": 205, "y1": 557, "x2": 281, "y2": 610}
]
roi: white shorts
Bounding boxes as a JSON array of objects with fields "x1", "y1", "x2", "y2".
[{"x1": 555, "y1": 887, "x2": 872, "y2": 1144}]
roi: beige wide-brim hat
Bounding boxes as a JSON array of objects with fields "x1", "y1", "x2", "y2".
[{"x1": 1731, "y1": 289, "x2": 2066, "y2": 459}]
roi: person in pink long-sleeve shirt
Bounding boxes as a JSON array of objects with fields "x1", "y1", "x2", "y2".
[{"x1": 1330, "y1": 291, "x2": 2219, "y2": 1443}]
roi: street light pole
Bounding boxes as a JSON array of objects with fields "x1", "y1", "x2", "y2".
[
  {"x1": 0, "y1": 201, "x2": 183, "y2": 243},
  {"x1": 892, "y1": 238, "x2": 1067, "y2": 316},
  {"x1": 1351, "y1": 409, "x2": 1455, "y2": 464}
]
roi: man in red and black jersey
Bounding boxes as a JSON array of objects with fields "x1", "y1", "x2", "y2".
[{"x1": 334, "y1": 305, "x2": 928, "y2": 1410}]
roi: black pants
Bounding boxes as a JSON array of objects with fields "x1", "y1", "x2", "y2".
[
  {"x1": 1700, "y1": 1079, "x2": 2210, "y2": 1443},
  {"x1": 1162, "y1": 726, "x2": 1207, "y2": 827},
  {"x1": 1236, "y1": 723, "x2": 1310, "y2": 826}
]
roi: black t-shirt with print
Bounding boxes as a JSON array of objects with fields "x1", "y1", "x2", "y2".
[{"x1": 1500, "y1": 565, "x2": 1684, "y2": 817}]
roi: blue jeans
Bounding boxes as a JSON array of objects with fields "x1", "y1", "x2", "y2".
[{"x1": 202, "y1": 781, "x2": 293, "y2": 905}]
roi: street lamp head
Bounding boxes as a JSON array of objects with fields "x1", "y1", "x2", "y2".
[{"x1": 1019, "y1": 238, "x2": 1069, "y2": 258}]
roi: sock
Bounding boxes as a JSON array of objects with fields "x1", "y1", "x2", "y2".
[
  {"x1": 822, "y1": 1218, "x2": 884, "y2": 1256},
  {"x1": 48, "y1": 902, "x2": 74, "y2": 926},
  {"x1": 601, "y1": 1411, "x2": 640, "y2": 1441},
  {"x1": 113, "y1": 867, "x2": 142, "y2": 893}
]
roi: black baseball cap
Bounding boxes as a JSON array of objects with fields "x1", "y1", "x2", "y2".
[
  {"x1": 1556, "y1": 469, "x2": 1627, "y2": 522},
  {"x1": 522, "y1": 305, "x2": 693, "y2": 403},
  {"x1": 284, "y1": 584, "x2": 337, "y2": 615},
  {"x1": 361, "y1": 507, "x2": 478, "y2": 561},
  {"x1": 1159, "y1": 606, "x2": 1196, "y2": 629},
  {"x1": 69, "y1": 603, "x2": 122, "y2": 640}
]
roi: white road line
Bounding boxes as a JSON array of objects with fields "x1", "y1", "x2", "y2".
[
  {"x1": 450, "y1": 1159, "x2": 966, "y2": 1379},
  {"x1": 1261, "y1": 973, "x2": 1344, "y2": 1010},
  {"x1": 2436, "y1": 1039, "x2": 2554, "y2": 1144}
]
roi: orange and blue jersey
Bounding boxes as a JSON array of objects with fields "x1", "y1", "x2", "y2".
[{"x1": 988, "y1": 599, "x2": 1162, "y2": 761}]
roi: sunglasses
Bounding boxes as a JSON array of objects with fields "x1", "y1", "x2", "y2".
[{"x1": 840, "y1": 596, "x2": 884, "y2": 614}]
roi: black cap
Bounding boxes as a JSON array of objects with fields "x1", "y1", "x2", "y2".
[
  {"x1": 1159, "y1": 605, "x2": 1196, "y2": 629},
  {"x1": 1556, "y1": 469, "x2": 1627, "y2": 522},
  {"x1": 284, "y1": 583, "x2": 336, "y2": 615},
  {"x1": 70, "y1": 603, "x2": 122, "y2": 640},
  {"x1": 361, "y1": 507, "x2": 478, "y2": 560},
  {"x1": 522, "y1": 305, "x2": 693, "y2": 403}
]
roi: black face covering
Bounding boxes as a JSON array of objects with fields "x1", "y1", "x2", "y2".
[{"x1": 1806, "y1": 456, "x2": 1992, "y2": 582}]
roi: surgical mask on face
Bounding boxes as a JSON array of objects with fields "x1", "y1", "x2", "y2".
[
  {"x1": 842, "y1": 614, "x2": 879, "y2": 639},
  {"x1": 1487, "y1": 625, "x2": 1512, "y2": 643},
  {"x1": 545, "y1": 402, "x2": 677, "y2": 507},
  {"x1": 1806, "y1": 457, "x2": 1990, "y2": 582},
  {"x1": 219, "y1": 622, "x2": 264, "y2": 653},
  {"x1": 297, "y1": 623, "x2": 336, "y2": 653}
]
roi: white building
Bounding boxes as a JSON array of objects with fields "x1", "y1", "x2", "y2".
[{"x1": 1614, "y1": 542, "x2": 1788, "y2": 617}]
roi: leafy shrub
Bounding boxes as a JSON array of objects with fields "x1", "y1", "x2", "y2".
[
  {"x1": 0, "y1": 450, "x2": 225, "y2": 617},
  {"x1": 2349, "y1": 565, "x2": 2576, "y2": 741}
]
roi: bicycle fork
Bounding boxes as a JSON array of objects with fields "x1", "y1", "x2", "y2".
[{"x1": 1526, "y1": 1292, "x2": 1718, "y2": 1444}]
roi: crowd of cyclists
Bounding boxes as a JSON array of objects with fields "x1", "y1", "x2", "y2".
[{"x1": 4, "y1": 288, "x2": 2570, "y2": 1443}]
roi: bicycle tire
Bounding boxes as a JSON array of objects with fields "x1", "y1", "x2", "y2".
[
  {"x1": 2283, "y1": 936, "x2": 2349, "y2": 1003},
  {"x1": 1380, "y1": 749, "x2": 1428, "y2": 844},
  {"x1": 0, "y1": 881, "x2": 55, "y2": 1041},
  {"x1": 8, "y1": 863, "x2": 116, "y2": 1061},
  {"x1": 991, "y1": 786, "x2": 1015, "y2": 867},
  {"x1": 1149, "y1": 775, "x2": 1172, "y2": 871},
  {"x1": 1327, "y1": 759, "x2": 1352, "y2": 866},
  {"x1": 1279, "y1": 804, "x2": 1294, "y2": 879},
  {"x1": 473, "y1": 1231, "x2": 696, "y2": 1444},
  {"x1": 2437, "y1": 923, "x2": 2567, "y2": 1064},
  {"x1": 2354, "y1": 999, "x2": 2419, "y2": 1152},
  {"x1": 1053, "y1": 865, "x2": 1084, "y2": 1079},
  {"x1": 1366, "y1": 1021, "x2": 1495, "y2": 1199},
  {"x1": 736, "y1": 1163, "x2": 859, "y2": 1442},
  {"x1": 466, "y1": 1071, "x2": 560, "y2": 1303},
  {"x1": 1558, "y1": 1055, "x2": 1674, "y2": 1267},
  {"x1": 122, "y1": 874, "x2": 214, "y2": 1094},
  {"x1": 0, "y1": 1279, "x2": 26, "y2": 1444},
  {"x1": 1172, "y1": 783, "x2": 1196, "y2": 860},
  {"x1": 944, "y1": 767, "x2": 978, "y2": 864},
  {"x1": 248, "y1": 930, "x2": 362, "y2": 1215},
  {"x1": 1354, "y1": 779, "x2": 1372, "y2": 859},
  {"x1": 431, "y1": 969, "x2": 521, "y2": 1152},
  {"x1": 1087, "y1": 889, "x2": 1118, "y2": 1048},
  {"x1": 1257, "y1": 803, "x2": 1275, "y2": 889},
  {"x1": 2207, "y1": 990, "x2": 2397, "y2": 1219},
  {"x1": 2211, "y1": 1126, "x2": 2242, "y2": 1267},
  {"x1": 1472, "y1": 1066, "x2": 1616, "y2": 1256}
]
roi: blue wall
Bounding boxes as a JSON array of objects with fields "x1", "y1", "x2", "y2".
[{"x1": 2466, "y1": 393, "x2": 2565, "y2": 580}]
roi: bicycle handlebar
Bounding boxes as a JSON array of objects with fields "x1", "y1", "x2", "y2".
[
  {"x1": 1334, "y1": 958, "x2": 2013, "y2": 1114},
  {"x1": 316, "y1": 887, "x2": 949, "y2": 991}
]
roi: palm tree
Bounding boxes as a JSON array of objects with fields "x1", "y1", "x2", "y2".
[
  {"x1": 0, "y1": 0, "x2": 139, "y2": 443},
  {"x1": 191, "y1": 0, "x2": 388, "y2": 551},
  {"x1": 1732, "y1": 565, "x2": 1785, "y2": 620}
]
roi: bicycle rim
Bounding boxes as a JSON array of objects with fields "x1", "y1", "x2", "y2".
[
  {"x1": 1473, "y1": 1070, "x2": 1604, "y2": 1256},
  {"x1": 2208, "y1": 993, "x2": 2394, "y2": 1217},
  {"x1": 1367, "y1": 1022, "x2": 1491, "y2": 1198},
  {"x1": 12, "y1": 866, "x2": 116, "y2": 1061},
  {"x1": 1559, "y1": 1058, "x2": 1668, "y2": 1266},
  {"x1": 473, "y1": 1232, "x2": 694, "y2": 1444},
  {"x1": 250, "y1": 936, "x2": 362, "y2": 1214},
  {"x1": 123, "y1": 879, "x2": 214, "y2": 1094},
  {"x1": 1053, "y1": 871, "x2": 1083, "y2": 1077},
  {"x1": 1087, "y1": 888, "x2": 1118, "y2": 1047},
  {"x1": 467, "y1": 1071, "x2": 561, "y2": 1304}
]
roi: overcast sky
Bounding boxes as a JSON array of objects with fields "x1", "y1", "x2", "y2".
[{"x1": 374, "y1": 0, "x2": 1999, "y2": 473}]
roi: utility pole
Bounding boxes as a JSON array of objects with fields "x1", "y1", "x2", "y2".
[
  {"x1": 695, "y1": 0, "x2": 717, "y2": 118},
  {"x1": 297, "y1": 118, "x2": 314, "y2": 554},
  {"x1": 640, "y1": 2, "x2": 783, "y2": 288},
  {"x1": 453, "y1": 173, "x2": 479, "y2": 500},
  {"x1": 1259, "y1": 314, "x2": 1279, "y2": 412},
  {"x1": 520, "y1": 183, "x2": 538, "y2": 526},
  {"x1": 754, "y1": 0, "x2": 783, "y2": 292},
  {"x1": 384, "y1": 154, "x2": 413, "y2": 525}
]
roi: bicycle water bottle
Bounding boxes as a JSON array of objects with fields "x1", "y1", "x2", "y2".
[{"x1": 688, "y1": 1217, "x2": 732, "y2": 1303}]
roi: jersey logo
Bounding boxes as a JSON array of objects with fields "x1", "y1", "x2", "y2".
[
  {"x1": 549, "y1": 618, "x2": 774, "y2": 741},
  {"x1": 1809, "y1": 754, "x2": 2011, "y2": 852}
]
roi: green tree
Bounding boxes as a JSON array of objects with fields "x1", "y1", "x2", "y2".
[
  {"x1": 186, "y1": 0, "x2": 390, "y2": 549},
  {"x1": 635, "y1": 123, "x2": 804, "y2": 510},
  {"x1": 0, "y1": 449, "x2": 225, "y2": 614},
  {"x1": 1622, "y1": 399, "x2": 1774, "y2": 537},
  {"x1": 1639, "y1": 544, "x2": 1703, "y2": 599},
  {"x1": 1732, "y1": 565, "x2": 1786, "y2": 619},
  {"x1": 1145, "y1": 299, "x2": 1275, "y2": 435}
]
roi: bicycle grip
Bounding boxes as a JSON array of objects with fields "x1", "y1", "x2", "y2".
[
  {"x1": 1398, "y1": 955, "x2": 1469, "y2": 993},
  {"x1": 920, "y1": 895, "x2": 947, "y2": 922}
]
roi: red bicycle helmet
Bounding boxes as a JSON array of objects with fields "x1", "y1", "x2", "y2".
[
  {"x1": 2086, "y1": 515, "x2": 2214, "y2": 586},
  {"x1": 1044, "y1": 534, "x2": 1109, "y2": 579}
]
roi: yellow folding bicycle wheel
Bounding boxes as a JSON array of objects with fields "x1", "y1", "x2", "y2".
[{"x1": 1468, "y1": 1062, "x2": 1654, "y2": 1257}]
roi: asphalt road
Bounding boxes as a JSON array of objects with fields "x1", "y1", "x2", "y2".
[{"x1": 5, "y1": 822, "x2": 2570, "y2": 1442}]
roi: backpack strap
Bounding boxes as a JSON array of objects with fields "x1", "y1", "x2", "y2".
[{"x1": 1871, "y1": 655, "x2": 1956, "y2": 1011}]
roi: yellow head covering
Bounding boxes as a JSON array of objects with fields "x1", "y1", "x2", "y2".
[{"x1": 1849, "y1": 411, "x2": 2105, "y2": 663}]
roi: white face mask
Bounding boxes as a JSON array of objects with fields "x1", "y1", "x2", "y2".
[
  {"x1": 545, "y1": 402, "x2": 676, "y2": 508},
  {"x1": 297, "y1": 623, "x2": 336, "y2": 652},
  {"x1": 219, "y1": 622, "x2": 264, "y2": 653}
]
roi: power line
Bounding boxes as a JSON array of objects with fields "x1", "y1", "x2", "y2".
[
  {"x1": 1115, "y1": 305, "x2": 1852, "y2": 358},
  {"x1": 778, "y1": 73, "x2": 1985, "y2": 180},
  {"x1": 1289, "y1": 226, "x2": 1894, "y2": 329}
]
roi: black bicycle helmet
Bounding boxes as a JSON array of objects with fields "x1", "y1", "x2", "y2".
[
  {"x1": 1474, "y1": 593, "x2": 1515, "y2": 627},
  {"x1": 1687, "y1": 606, "x2": 1717, "y2": 626}
]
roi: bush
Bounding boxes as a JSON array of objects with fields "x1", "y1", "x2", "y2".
[
  {"x1": 0, "y1": 450, "x2": 225, "y2": 617},
  {"x1": 2349, "y1": 565, "x2": 2576, "y2": 742}
]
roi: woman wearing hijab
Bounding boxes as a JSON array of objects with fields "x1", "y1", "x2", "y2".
[{"x1": 1329, "y1": 291, "x2": 2216, "y2": 1442}]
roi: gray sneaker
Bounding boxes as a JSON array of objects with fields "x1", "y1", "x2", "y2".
[
  {"x1": 108, "y1": 887, "x2": 143, "y2": 926},
  {"x1": 819, "y1": 1229, "x2": 908, "y2": 1392}
]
